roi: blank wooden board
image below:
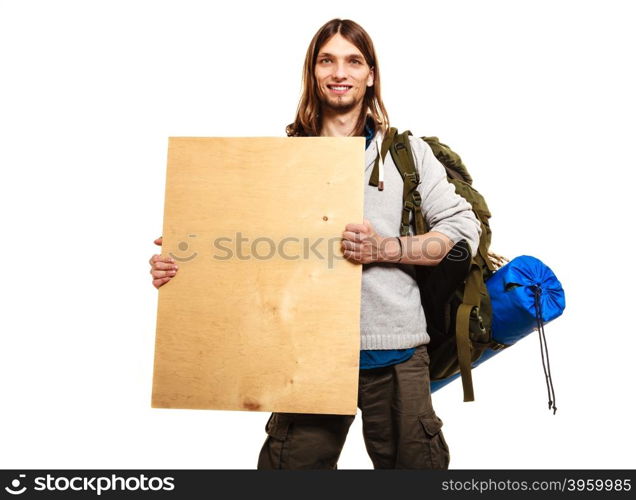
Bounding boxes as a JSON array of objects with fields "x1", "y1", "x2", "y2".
[{"x1": 152, "y1": 137, "x2": 365, "y2": 415}]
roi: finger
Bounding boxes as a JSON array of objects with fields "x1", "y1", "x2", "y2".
[
  {"x1": 343, "y1": 249, "x2": 362, "y2": 263},
  {"x1": 152, "y1": 260, "x2": 178, "y2": 271},
  {"x1": 149, "y1": 254, "x2": 175, "y2": 265},
  {"x1": 345, "y1": 223, "x2": 368, "y2": 233},
  {"x1": 151, "y1": 268, "x2": 178, "y2": 279},
  {"x1": 362, "y1": 218, "x2": 377, "y2": 235},
  {"x1": 341, "y1": 231, "x2": 362, "y2": 242},
  {"x1": 154, "y1": 236, "x2": 163, "y2": 246},
  {"x1": 153, "y1": 277, "x2": 172, "y2": 289},
  {"x1": 341, "y1": 240, "x2": 361, "y2": 251}
]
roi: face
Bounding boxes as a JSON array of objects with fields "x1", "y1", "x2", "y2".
[{"x1": 314, "y1": 33, "x2": 374, "y2": 114}]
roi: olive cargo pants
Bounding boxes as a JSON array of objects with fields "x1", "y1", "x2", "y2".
[{"x1": 257, "y1": 344, "x2": 450, "y2": 469}]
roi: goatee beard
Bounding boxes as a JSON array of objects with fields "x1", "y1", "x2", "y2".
[{"x1": 321, "y1": 97, "x2": 358, "y2": 114}]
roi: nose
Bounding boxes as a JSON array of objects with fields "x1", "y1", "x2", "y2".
[{"x1": 333, "y1": 61, "x2": 347, "y2": 80}]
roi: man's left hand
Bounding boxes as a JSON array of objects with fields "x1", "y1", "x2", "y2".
[{"x1": 341, "y1": 219, "x2": 384, "y2": 264}]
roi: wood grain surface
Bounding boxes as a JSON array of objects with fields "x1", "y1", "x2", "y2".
[{"x1": 152, "y1": 137, "x2": 365, "y2": 415}]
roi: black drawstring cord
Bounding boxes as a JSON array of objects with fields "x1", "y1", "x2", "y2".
[{"x1": 533, "y1": 286, "x2": 557, "y2": 414}]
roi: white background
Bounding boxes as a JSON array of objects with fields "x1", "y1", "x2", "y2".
[{"x1": 1, "y1": 0, "x2": 634, "y2": 469}]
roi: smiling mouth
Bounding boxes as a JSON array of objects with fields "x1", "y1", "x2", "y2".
[{"x1": 327, "y1": 84, "x2": 352, "y2": 95}]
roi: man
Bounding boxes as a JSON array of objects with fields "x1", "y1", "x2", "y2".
[{"x1": 149, "y1": 18, "x2": 481, "y2": 469}]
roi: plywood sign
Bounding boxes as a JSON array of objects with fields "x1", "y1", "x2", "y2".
[{"x1": 152, "y1": 137, "x2": 365, "y2": 415}]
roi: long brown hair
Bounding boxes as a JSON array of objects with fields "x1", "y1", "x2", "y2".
[{"x1": 286, "y1": 19, "x2": 390, "y2": 138}]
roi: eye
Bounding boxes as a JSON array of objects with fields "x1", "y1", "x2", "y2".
[
  {"x1": 319, "y1": 57, "x2": 332, "y2": 64},
  {"x1": 351, "y1": 59, "x2": 362, "y2": 65}
]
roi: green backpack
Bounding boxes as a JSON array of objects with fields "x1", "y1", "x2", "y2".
[{"x1": 371, "y1": 127, "x2": 507, "y2": 402}]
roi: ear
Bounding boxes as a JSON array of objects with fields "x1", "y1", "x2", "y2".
[{"x1": 367, "y1": 67, "x2": 375, "y2": 87}]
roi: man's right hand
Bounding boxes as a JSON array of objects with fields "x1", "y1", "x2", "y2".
[{"x1": 149, "y1": 236, "x2": 179, "y2": 289}]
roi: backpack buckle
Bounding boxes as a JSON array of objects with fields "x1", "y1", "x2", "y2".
[
  {"x1": 404, "y1": 172, "x2": 419, "y2": 184},
  {"x1": 412, "y1": 191, "x2": 422, "y2": 206}
]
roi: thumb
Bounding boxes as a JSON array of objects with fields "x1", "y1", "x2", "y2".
[
  {"x1": 362, "y1": 219, "x2": 377, "y2": 237},
  {"x1": 154, "y1": 236, "x2": 163, "y2": 246}
]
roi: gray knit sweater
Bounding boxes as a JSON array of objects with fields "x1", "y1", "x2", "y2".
[{"x1": 360, "y1": 131, "x2": 482, "y2": 350}]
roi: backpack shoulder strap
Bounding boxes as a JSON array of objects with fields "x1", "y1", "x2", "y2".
[
  {"x1": 387, "y1": 129, "x2": 428, "y2": 236},
  {"x1": 369, "y1": 127, "x2": 397, "y2": 188},
  {"x1": 455, "y1": 262, "x2": 482, "y2": 402}
]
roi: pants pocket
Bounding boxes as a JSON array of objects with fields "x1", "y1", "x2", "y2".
[
  {"x1": 257, "y1": 413, "x2": 292, "y2": 469},
  {"x1": 418, "y1": 414, "x2": 451, "y2": 470},
  {"x1": 265, "y1": 413, "x2": 291, "y2": 440}
]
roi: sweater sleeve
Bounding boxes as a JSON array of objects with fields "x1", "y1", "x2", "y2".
[{"x1": 410, "y1": 136, "x2": 482, "y2": 258}]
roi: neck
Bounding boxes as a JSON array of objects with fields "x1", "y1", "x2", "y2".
[{"x1": 319, "y1": 103, "x2": 365, "y2": 137}]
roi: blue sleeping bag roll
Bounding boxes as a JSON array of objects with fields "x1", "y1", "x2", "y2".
[
  {"x1": 430, "y1": 256, "x2": 566, "y2": 411},
  {"x1": 489, "y1": 255, "x2": 565, "y2": 345}
]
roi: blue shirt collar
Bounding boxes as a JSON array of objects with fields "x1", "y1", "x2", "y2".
[{"x1": 364, "y1": 118, "x2": 376, "y2": 150}]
